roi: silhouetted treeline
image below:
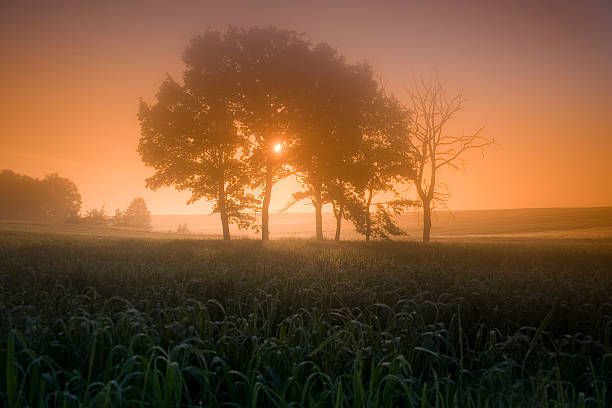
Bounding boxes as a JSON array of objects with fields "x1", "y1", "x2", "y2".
[
  {"x1": 138, "y1": 27, "x2": 416, "y2": 241},
  {"x1": 0, "y1": 169, "x2": 81, "y2": 222},
  {"x1": 77, "y1": 198, "x2": 152, "y2": 230}
]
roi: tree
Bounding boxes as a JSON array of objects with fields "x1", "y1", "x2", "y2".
[
  {"x1": 110, "y1": 209, "x2": 124, "y2": 226},
  {"x1": 228, "y1": 27, "x2": 311, "y2": 240},
  {"x1": 82, "y1": 207, "x2": 108, "y2": 226},
  {"x1": 122, "y1": 197, "x2": 152, "y2": 230},
  {"x1": 406, "y1": 77, "x2": 493, "y2": 242},
  {"x1": 0, "y1": 169, "x2": 42, "y2": 220},
  {"x1": 287, "y1": 44, "x2": 378, "y2": 240},
  {"x1": 39, "y1": 173, "x2": 82, "y2": 222},
  {"x1": 177, "y1": 223, "x2": 190, "y2": 233},
  {"x1": 138, "y1": 31, "x2": 258, "y2": 240},
  {"x1": 342, "y1": 91, "x2": 416, "y2": 241},
  {"x1": 0, "y1": 169, "x2": 81, "y2": 222}
]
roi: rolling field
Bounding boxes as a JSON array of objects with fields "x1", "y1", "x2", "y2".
[
  {"x1": 1, "y1": 222, "x2": 611, "y2": 407},
  {"x1": 151, "y1": 207, "x2": 612, "y2": 240}
]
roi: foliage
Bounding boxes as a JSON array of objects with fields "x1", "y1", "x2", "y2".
[
  {"x1": 346, "y1": 199, "x2": 419, "y2": 240},
  {"x1": 227, "y1": 27, "x2": 312, "y2": 240},
  {"x1": 111, "y1": 197, "x2": 152, "y2": 230},
  {"x1": 0, "y1": 229, "x2": 611, "y2": 407},
  {"x1": 341, "y1": 92, "x2": 417, "y2": 241},
  {"x1": 0, "y1": 169, "x2": 81, "y2": 222},
  {"x1": 138, "y1": 32, "x2": 259, "y2": 239},
  {"x1": 176, "y1": 223, "x2": 190, "y2": 233},
  {"x1": 275, "y1": 45, "x2": 416, "y2": 241},
  {"x1": 80, "y1": 206, "x2": 108, "y2": 226},
  {"x1": 139, "y1": 27, "x2": 419, "y2": 241}
]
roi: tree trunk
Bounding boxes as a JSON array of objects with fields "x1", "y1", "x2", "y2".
[
  {"x1": 365, "y1": 187, "x2": 373, "y2": 242},
  {"x1": 261, "y1": 163, "x2": 274, "y2": 241},
  {"x1": 314, "y1": 186, "x2": 323, "y2": 241},
  {"x1": 334, "y1": 203, "x2": 343, "y2": 241},
  {"x1": 422, "y1": 199, "x2": 431, "y2": 243},
  {"x1": 220, "y1": 211, "x2": 230, "y2": 241},
  {"x1": 218, "y1": 182, "x2": 230, "y2": 240}
]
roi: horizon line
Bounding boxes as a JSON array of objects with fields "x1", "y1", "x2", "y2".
[{"x1": 150, "y1": 205, "x2": 612, "y2": 216}]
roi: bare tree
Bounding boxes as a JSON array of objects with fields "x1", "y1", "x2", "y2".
[{"x1": 406, "y1": 77, "x2": 493, "y2": 242}]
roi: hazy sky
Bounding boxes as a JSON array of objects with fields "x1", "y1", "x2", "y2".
[{"x1": 1, "y1": 0, "x2": 611, "y2": 214}]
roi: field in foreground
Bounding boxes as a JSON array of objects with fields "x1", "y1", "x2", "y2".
[{"x1": 1, "y1": 227, "x2": 611, "y2": 407}]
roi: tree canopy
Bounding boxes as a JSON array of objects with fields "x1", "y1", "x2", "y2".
[
  {"x1": 0, "y1": 169, "x2": 81, "y2": 222},
  {"x1": 138, "y1": 27, "x2": 423, "y2": 240},
  {"x1": 111, "y1": 197, "x2": 152, "y2": 230},
  {"x1": 138, "y1": 34, "x2": 258, "y2": 239}
]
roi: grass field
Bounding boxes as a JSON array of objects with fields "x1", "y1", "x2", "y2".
[
  {"x1": 1, "y1": 222, "x2": 611, "y2": 407},
  {"x1": 151, "y1": 207, "x2": 612, "y2": 240}
]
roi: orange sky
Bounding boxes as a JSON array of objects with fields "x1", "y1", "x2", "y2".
[{"x1": 1, "y1": 0, "x2": 611, "y2": 214}]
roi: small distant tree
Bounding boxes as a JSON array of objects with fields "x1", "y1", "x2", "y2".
[
  {"x1": 82, "y1": 207, "x2": 108, "y2": 226},
  {"x1": 39, "y1": 173, "x2": 82, "y2": 222},
  {"x1": 122, "y1": 197, "x2": 152, "y2": 230},
  {"x1": 177, "y1": 223, "x2": 190, "y2": 233},
  {"x1": 0, "y1": 169, "x2": 43, "y2": 220},
  {"x1": 406, "y1": 77, "x2": 493, "y2": 242},
  {"x1": 0, "y1": 169, "x2": 81, "y2": 222},
  {"x1": 110, "y1": 209, "x2": 124, "y2": 226}
]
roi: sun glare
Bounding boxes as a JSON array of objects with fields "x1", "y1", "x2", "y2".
[{"x1": 273, "y1": 143, "x2": 282, "y2": 153}]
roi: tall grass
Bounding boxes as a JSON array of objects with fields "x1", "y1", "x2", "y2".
[{"x1": 1, "y1": 232, "x2": 611, "y2": 407}]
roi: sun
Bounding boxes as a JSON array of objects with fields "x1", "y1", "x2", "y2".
[{"x1": 273, "y1": 143, "x2": 282, "y2": 153}]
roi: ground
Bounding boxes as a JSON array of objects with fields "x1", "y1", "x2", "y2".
[{"x1": 0, "y1": 221, "x2": 611, "y2": 407}]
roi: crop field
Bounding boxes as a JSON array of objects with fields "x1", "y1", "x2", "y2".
[{"x1": 1, "y1": 224, "x2": 611, "y2": 407}]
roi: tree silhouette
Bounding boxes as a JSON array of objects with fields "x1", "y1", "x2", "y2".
[
  {"x1": 287, "y1": 44, "x2": 378, "y2": 240},
  {"x1": 286, "y1": 46, "x2": 416, "y2": 241},
  {"x1": 406, "y1": 77, "x2": 492, "y2": 242},
  {"x1": 39, "y1": 173, "x2": 82, "y2": 222},
  {"x1": 122, "y1": 197, "x2": 152, "y2": 230},
  {"x1": 82, "y1": 207, "x2": 108, "y2": 226},
  {"x1": 0, "y1": 169, "x2": 81, "y2": 222},
  {"x1": 138, "y1": 32, "x2": 258, "y2": 240},
  {"x1": 228, "y1": 27, "x2": 311, "y2": 240}
]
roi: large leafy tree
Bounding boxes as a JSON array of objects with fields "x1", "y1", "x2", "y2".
[
  {"x1": 287, "y1": 45, "x2": 415, "y2": 241},
  {"x1": 228, "y1": 27, "x2": 311, "y2": 240},
  {"x1": 285, "y1": 44, "x2": 371, "y2": 240},
  {"x1": 138, "y1": 32, "x2": 257, "y2": 240}
]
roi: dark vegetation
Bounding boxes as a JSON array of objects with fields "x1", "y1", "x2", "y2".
[
  {"x1": 77, "y1": 198, "x2": 153, "y2": 230},
  {"x1": 0, "y1": 169, "x2": 81, "y2": 223},
  {"x1": 0, "y1": 169, "x2": 153, "y2": 230},
  {"x1": 1, "y1": 228, "x2": 610, "y2": 407},
  {"x1": 138, "y1": 27, "x2": 491, "y2": 242}
]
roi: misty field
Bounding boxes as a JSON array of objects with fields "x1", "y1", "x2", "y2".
[{"x1": 1, "y1": 226, "x2": 611, "y2": 407}]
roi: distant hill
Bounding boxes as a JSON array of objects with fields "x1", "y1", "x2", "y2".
[{"x1": 152, "y1": 207, "x2": 612, "y2": 240}]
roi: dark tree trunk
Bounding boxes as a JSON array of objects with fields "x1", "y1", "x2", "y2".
[
  {"x1": 314, "y1": 186, "x2": 323, "y2": 241},
  {"x1": 261, "y1": 163, "x2": 274, "y2": 241},
  {"x1": 422, "y1": 199, "x2": 431, "y2": 243},
  {"x1": 220, "y1": 211, "x2": 230, "y2": 241},
  {"x1": 365, "y1": 187, "x2": 373, "y2": 242},
  {"x1": 334, "y1": 203, "x2": 343, "y2": 241},
  {"x1": 218, "y1": 182, "x2": 230, "y2": 240}
]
